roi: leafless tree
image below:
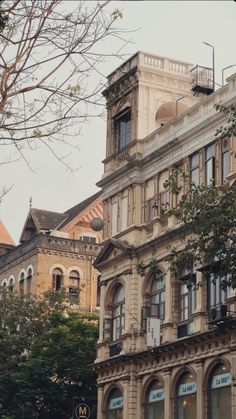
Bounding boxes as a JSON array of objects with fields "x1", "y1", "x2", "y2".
[{"x1": 0, "y1": 0, "x2": 126, "y2": 167}]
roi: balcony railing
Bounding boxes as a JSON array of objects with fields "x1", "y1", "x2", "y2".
[{"x1": 0, "y1": 233, "x2": 102, "y2": 270}]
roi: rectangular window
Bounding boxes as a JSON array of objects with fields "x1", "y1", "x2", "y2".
[
  {"x1": 180, "y1": 279, "x2": 196, "y2": 321},
  {"x1": 145, "y1": 198, "x2": 156, "y2": 222},
  {"x1": 208, "y1": 273, "x2": 228, "y2": 307},
  {"x1": 205, "y1": 144, "x2": 215, "y2": 185},
  {"x1": 145, "y1": 179, "x2": 156, "y2": 222},
  {"x1": 222, "y1": 138, "x2": 230, "y2": 184},
  {"x1": 115, "y1": 108, "x2": 131, "y2": 152},
  {"x1": 120, "y1": 195, "x2": 128, "y2": 231},
  {"x1": 222, "y1": 151, "x2": 229, "y2": 183},
  {"x1": 111, "y1": 202, "x2": 118, "y2": 236},
  {"x1": 159, "y1": 171, "x2": 169, "y2": 212},
  {"x1": 190, "y1": 153, "x2": 199, "y2": 186}
]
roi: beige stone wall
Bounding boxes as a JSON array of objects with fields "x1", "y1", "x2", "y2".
[
  {"x1": 96, "y1": 55, "x2": 236, "y2": 418},
  {"x1": 0, "y1": 249, "x2": 99, "y2": 310}
]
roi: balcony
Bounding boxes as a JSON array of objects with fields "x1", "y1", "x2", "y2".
[{"x1": 0, "y1": 233, "x2": 102, "y2": 270}]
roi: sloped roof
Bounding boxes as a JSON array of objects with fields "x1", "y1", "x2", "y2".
[
  {"x1": 30, "y1": 208, "x2": 67, "y2": 231},
  {"x1": 59, "y1": 190, "x2": 103, "y2": 229},
  {"x1": 0, "y1": 219, "x2": 15, "y2": 246},
  {"x1": 20, "y1": 190, "x2": 103, "y2": 242}
]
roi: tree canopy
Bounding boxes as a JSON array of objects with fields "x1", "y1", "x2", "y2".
[{"x1": 0, "y1": 290, "x2": 98, "y2": 419}]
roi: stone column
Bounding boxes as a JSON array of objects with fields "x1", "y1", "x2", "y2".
[
  {"x1": 196, "y1": 360, "x2": 204, "y2": 419},
  {"x1": 163, "y1": 369, "x2": 171, "y2": 419},
  {"x1": 97, "y1": 385, "x2": 104, "y2": 419},
  {"x1": 162, "y1": 265, "x2": 174, "y2": 342},
  {"x1": 123, "y1": 379, "x2": 129, "y2": 419}
]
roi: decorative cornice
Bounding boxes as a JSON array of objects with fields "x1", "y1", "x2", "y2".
[
  {"x1": 0, "y1": 233, "x2": 102, "y2": 270},
  {"x1": 93, "y1": 319, "x2": 236, "y2": 371}
]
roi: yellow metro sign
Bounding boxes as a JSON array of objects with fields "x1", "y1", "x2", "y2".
[{"x1": 75, "y1": 402, "x2": 91, "y2": 419}]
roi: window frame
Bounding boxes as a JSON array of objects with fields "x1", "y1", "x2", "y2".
[
  {"x1": 179, "y1": 275, "x2": 197, "y2": 323},
  {"x1": 68, "y1": 270, "x2": 80, "y2": 302},
  {"x1": 205, "y1": 143, "x2": 216, "y2": 185},
  {"x1": 150, "y1": 272, "x2": 165, "y2": 323},
  {"x1": 208, "y1": 364, "x2": 232, "y2": 419},
  {"x1": 52, "y1": 268, "x2": 63, "y2": 291},
  {"x1": 190, "y1": 153, "x2": 200, "y2": 186},
  {"x1": 114, "y1": 108, "x2": 131, "y2": 153}
]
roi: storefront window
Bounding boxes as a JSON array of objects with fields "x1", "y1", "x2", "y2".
[
  {"x1": 177, "y1": 372, "x2": 197, "y2": 419},
  {"x1": 210, "y1": 365, "x2": 231, "y2": 419},
  {"x1": 146, "y1": 380, "x2": 164, "y2": 419},
  {"x1": 106, "y1": 388, "x2": 123, "y2": 419}
]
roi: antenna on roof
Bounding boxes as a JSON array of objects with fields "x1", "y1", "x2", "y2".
[{"x1": 29, "y1": 197, "x2": 32, "y2": 209}]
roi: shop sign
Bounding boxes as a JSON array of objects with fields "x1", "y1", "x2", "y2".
[
  {"x1": 147, "y1": 317, "x2": 160, "y2": 347},
  {"x1": 148, "y1": 388, "x2": 165, "y2": 403},
  {"x1": 178, "y1": 381, "x2": 197, "y2": 396},
  {"x1": 109, "y1": 397, "x2": 123, "y2": 410},
  {"x1": 211, "y1": 372, "x2": 232, "y2": 389}
]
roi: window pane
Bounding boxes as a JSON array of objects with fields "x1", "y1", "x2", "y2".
[
  {"x1": 116, "y1": 110, "x2": 131, "y2": 152},
  {"x1": 222, "y1": 151, "x2": 229, "y2": 183},
  {"x1": 191, "y1": 167, "x2": 199, "y2": 186},
  {"x1": 191, "y1": 154, "x2": 199, "y2": 170},
  {"x1": 206, "y1": 157, "x2": 215, "y2": 185}
]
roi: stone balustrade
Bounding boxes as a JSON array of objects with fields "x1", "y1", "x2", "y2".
[
  {"x1": 0, "y1": 233, "x2": 102, "y2": 269},
  {"x1": 107, "y1": 52, "x2": 193, "y2": 86}
]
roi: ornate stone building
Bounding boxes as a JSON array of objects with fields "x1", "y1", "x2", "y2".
[
  {"x1": 94, "y1": 52, "x2": 236, "y2": 419},
  {"x1": 0, "y1": 191, "x2": 103, "y2": 311}
]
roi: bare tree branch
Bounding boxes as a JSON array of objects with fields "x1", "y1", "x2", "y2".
[{"x1": 0, "y1": 0, "x2": 127, "y2": 167}]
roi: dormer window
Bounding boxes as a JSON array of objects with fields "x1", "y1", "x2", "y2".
[{"x1": 115, "y1": 108, "x2": 131, "y2": 152}]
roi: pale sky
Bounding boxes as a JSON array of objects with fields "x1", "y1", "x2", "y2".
[{"x1": 1, "y1": 0, "x2": 236, "y2": 243}]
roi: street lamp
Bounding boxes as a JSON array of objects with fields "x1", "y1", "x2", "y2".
[
  {"x1": 203, "y1": 41, "x2": 215, "y2": 92},
  {"x1": 176, "y1": 96, "x2": 186, "y2": 117},
  {"x1": 222, "y1": 64, "x2": 236, "y2": 86}
]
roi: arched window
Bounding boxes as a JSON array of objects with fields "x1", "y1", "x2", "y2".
[
  {"x1": 145, "y1": 380, "x2": 164, "y2": 419},
  {"x1": 209, "y1": 364, "x2": 232, "y2": 419},
  {"x1": 112, "y1": 284, "x2": 125, "y2": 341},
  {"x1": 150, "y1": 272, "x2": 165, "y2": 322},
  {"x1": 8, "y1": 277, "x2": 14, "y2": 294},
  {"x1": 176, "y1": 372, "x2": 197, "y2": 419},
  {"x1": 26, "y1": 268, "x2": 33, "y2": 294},
  {"x1": 1, "y1": 280, "x2": 7, "y2": 290},
  {"x1": 97, "y1": 275, "x2": 101, "y2": 307},
  {"x1": 69, "y1": 270, "x2": 80, "y2": 302},
  {"x1": 106, "y1": 388, "x2": 123, "y2": 419},
  {"x1": 19, "y1": 272, "x2": 25, "y2": 296},
  {"x1": 52, "y1": 268, "x2": 63, "y2": 291}
]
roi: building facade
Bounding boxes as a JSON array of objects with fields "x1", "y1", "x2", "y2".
[
  {"x1": 94, "y1": 52, "x2": 236, "y2": 419},
  {"x1": 0, "y1": 192, "x2": 103, "y2": 311}
]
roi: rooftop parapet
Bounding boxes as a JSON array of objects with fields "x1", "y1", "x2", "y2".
[
  {"x1": 107, "y1": 51, "x2": 194, "y2": 87},
  {"x1": 0, "y1": 233, "x2": 102, "y2": 270}
]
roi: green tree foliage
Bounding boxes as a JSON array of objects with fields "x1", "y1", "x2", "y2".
[
  {"x1": 164, "y1": 104, "x2": 236, "y2": 288},
  {"x1": 0, "y1": 290, "x2": 98, "y2": 419}
]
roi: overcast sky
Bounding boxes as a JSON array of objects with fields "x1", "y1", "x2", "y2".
[{"x1": 1, "y1": 0, "x2": 236, "y2": 243}]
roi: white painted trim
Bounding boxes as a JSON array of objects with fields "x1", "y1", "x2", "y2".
[
  {"x1": 48, "y1": 263, "x2": 66, "y2": 275},
  {"x1": 18, "y1": 269, "x2": 26, "y2": 282},
  {"x1": 8, "y1": 275, "x2": 15, "y2": 286},
  {"x1": 26, "y1": 264, "x2": 34, "y2": 276},
  {"x1": 67, "y1": 266, "x2": 84, "y2": 280}
]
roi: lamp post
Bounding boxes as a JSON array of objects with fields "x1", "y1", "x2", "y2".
[
  {"x1": 176, "y1": 96, "x2": 186, "y2": 117},
  {"x1": 222, "y1": 64, "x2": 236, "y2": 86},
  {"x1": 203, "y1": 41, "x2": 215, "y2": 91}
]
